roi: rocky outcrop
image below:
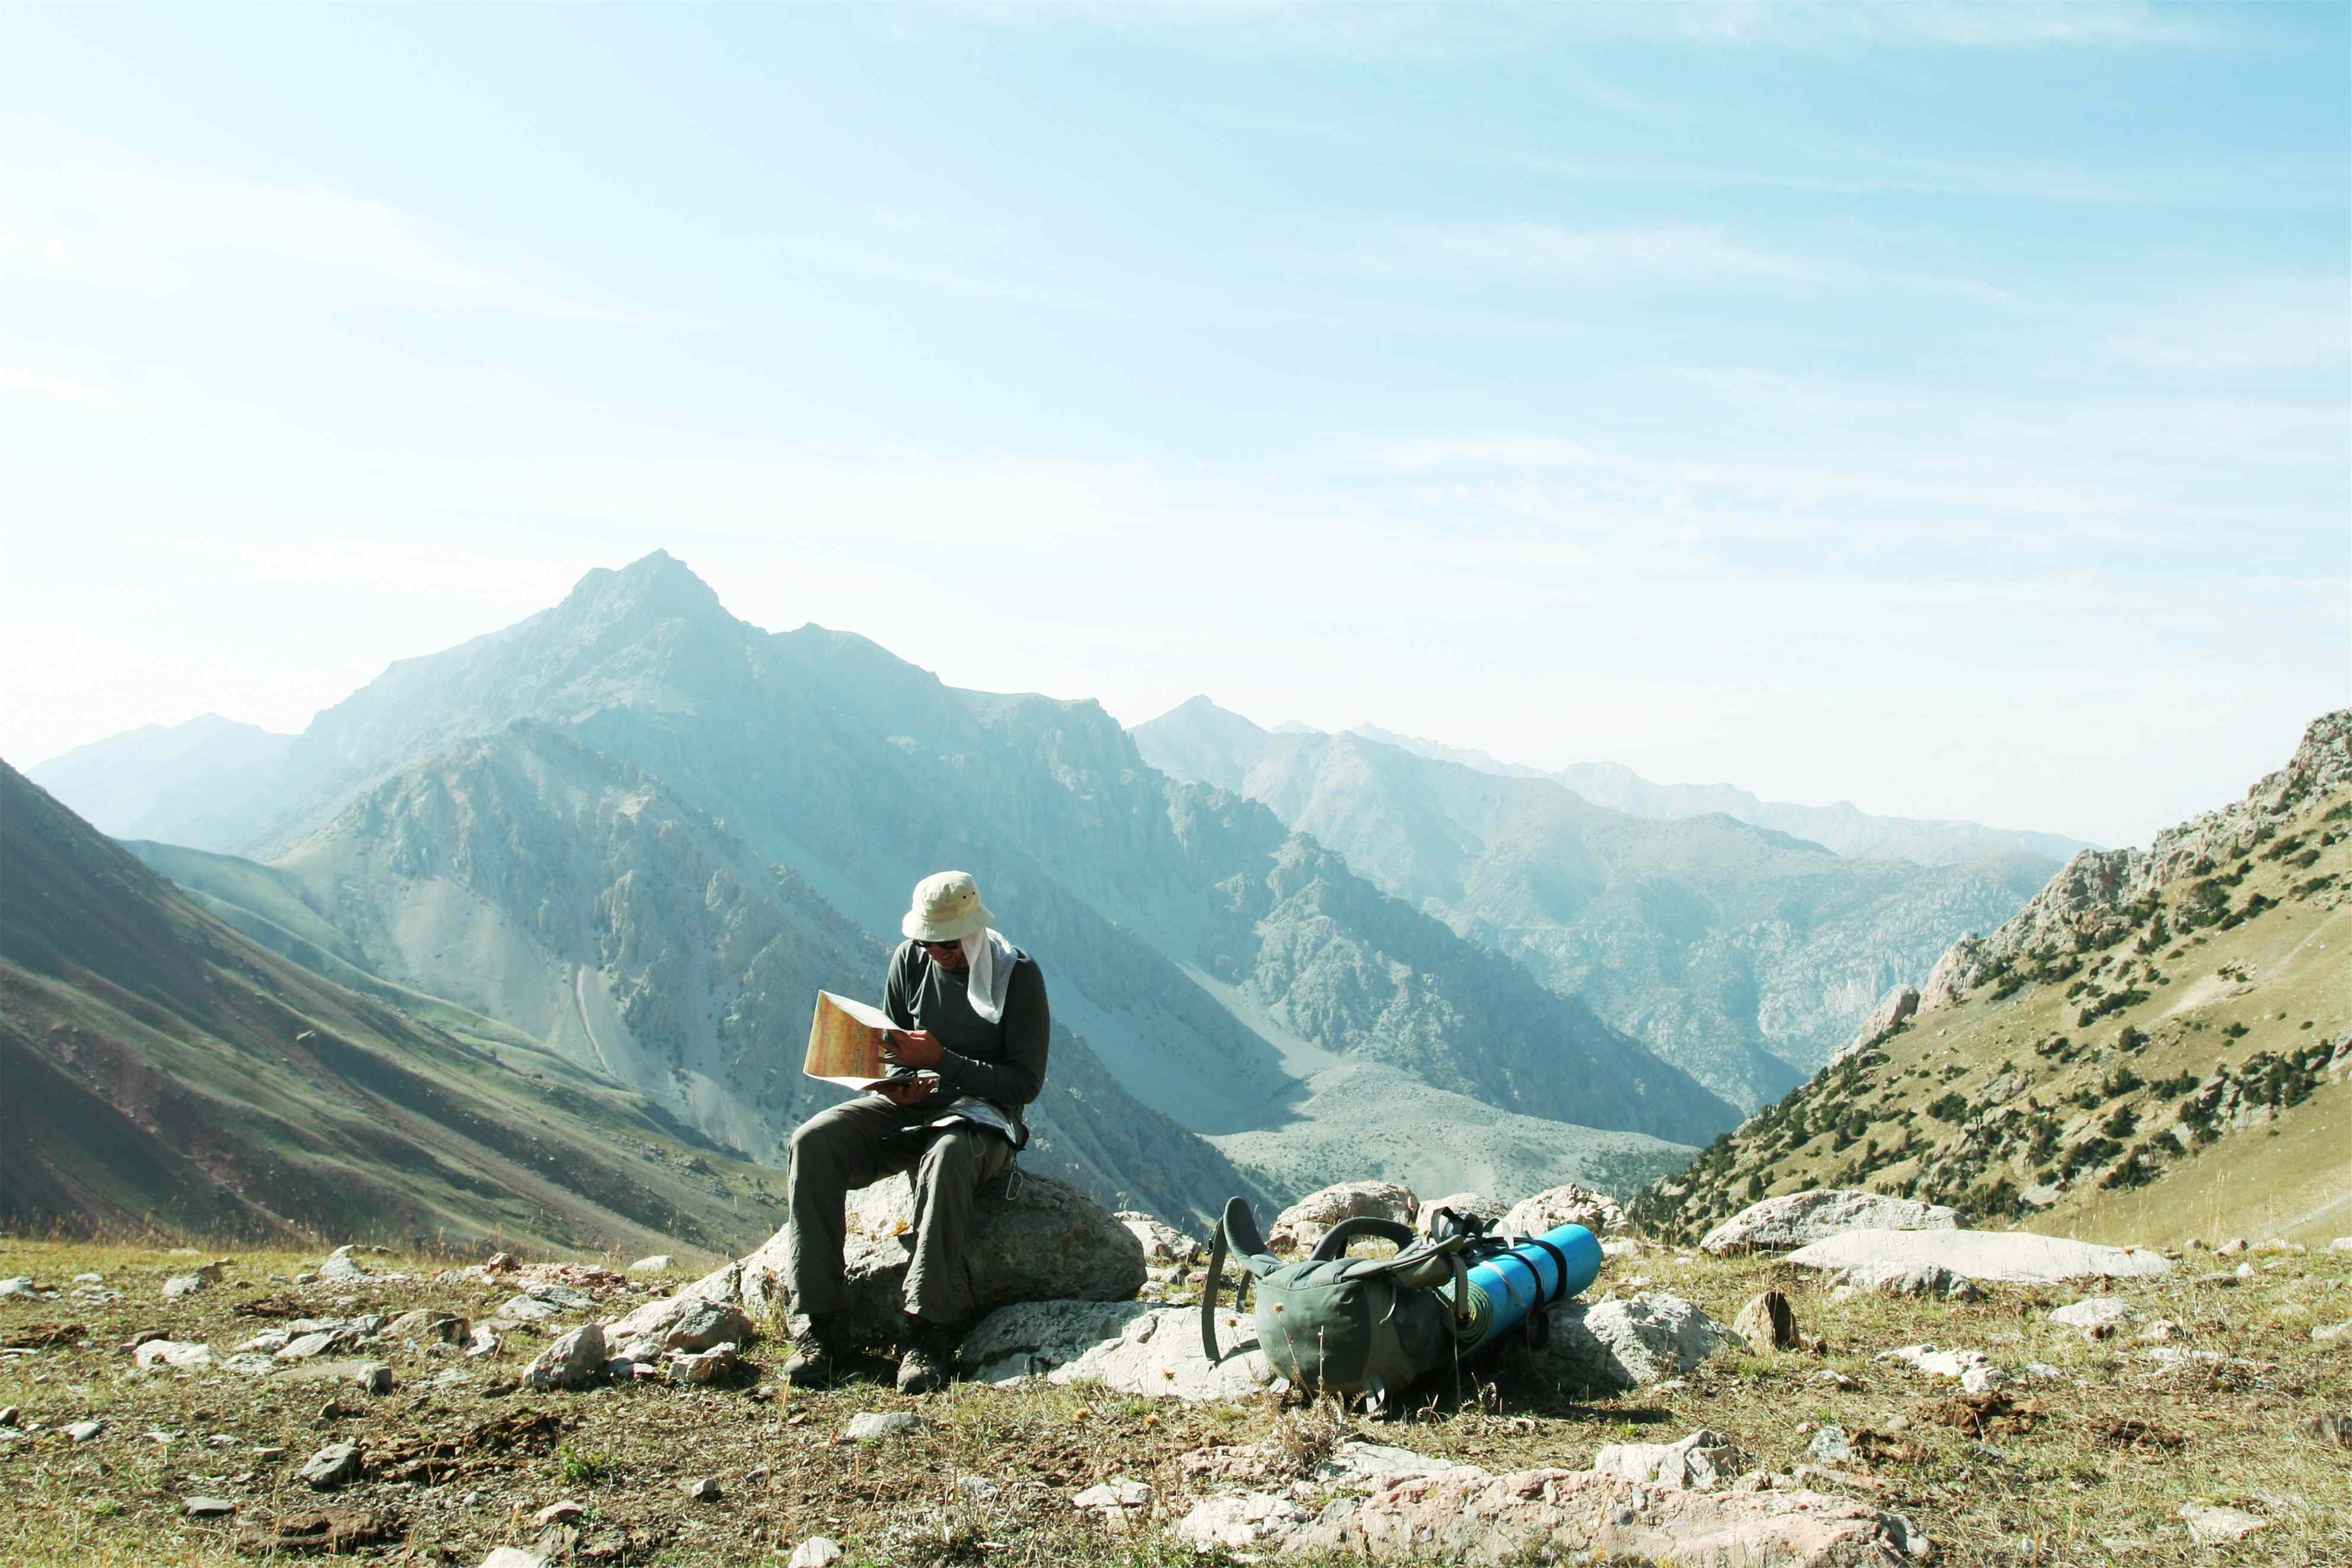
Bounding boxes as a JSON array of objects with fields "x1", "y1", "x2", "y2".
[
  {"x1": 1267, "y1": 1181, "x2": 1419, "y2": 1253},
  {"x1": 1828, "y1": 984, "x2": 1919, "y2": 1067},
  {"x1": 1502, "y1": 1182, "x2": 1624, "y2": 1236},
  {"x1": 1589, "y1": 1429, "x2": 1750, "y2": 1489},
  {"x1": 1786, "y1": 1229, "x2": 2171, "y2": 1285},
  {"x1": 1516, "y1": 1294, "x2": 1743, "y2": 1391},
  {"x1": 963, "y1": 1301, "x2": 1275, "y2": 1400},
  {"x1": 1417, "y1": 1192, "x2": 1505, "y2": 1232},
  {"x1": 1699, "y1": 1190, "x2": 1959, "y2": 1255}
]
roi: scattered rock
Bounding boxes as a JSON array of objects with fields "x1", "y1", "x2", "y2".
[
  {"x1": 2301, "y1": 1413, "x2": 2350, "y2": 1448},
  {"x1": 844, "y1": 1411, "x2": 925, "y2": 1441},
  {"x1": 967, "y1": 1299, "x2": 1273, "y2": 1400},
  {"x1": 684, "y1": 1477, "x2": 721, "y2": 1503},
  {"x1": 481, "y1": 1550, "x2": 550, "y2": 1568},
  {"x1": 1286, "y1": 1462, "x2": 1927, "y2": 1564},
  {"x1": 1519, "y1": 1293, "x2": 1743, "y2": 1391},
  {"x1": 1267, "y1": 1180, "x2": 1419, "y2": 1253},
  {"x1": 1700, "y1": 1190, "x2": 1959, "y2": 1255},
  {"x1": 0, "y1": 1279, "x2": 43, "y2": 1301},
  {"x1": 1171, "y1": 1490, "x2": 1314, "y2": 1550},
  {"x1": 961, "y1": 1299, "x2": 1159, "y2": 1383},
  {"x1": 1591, "y1": 1428, "x2": 1749, "y2": 1489},
  {"x1": 2214, "y1": 1237, "x2": 2248, "y2": 1256},
  {"x1": 534, "y1": 1501, "x2": 585, "y2": 1526},
  {"x1": 162, "y1": 1263, "x2": 224, "y2": 1300},
  {"x1": 1072, "y1": 1478, "x2": 1152, "y2": 1510},
  {"x1": 787, "y1": 1537, "x2": 844, "y2": 1568},
  {"x1": 1784, "y1": 1228, "x2": 2171, "y2": 1284},
  {"x1": 318, "y1": 1247, "x2": 372, "y2": 1283},
  {"x1": 671, "y1": 1343, "x2": 740, "y2": 1385},
  {"x1": 1504, "y1": 1181, "x2": 1626, "y2": 1236},
  {"x1": 2329, "y1": 1236, "x2": 2352, "y2": 1254},
  {"x1": 1599, "y1": 1238, "x2": 1646, "y2": 1260},
  {"x1": 1314, "y1": 1440, "x2": 1455, "y2": 1487},
  {"x1": 1808, "y1": 1371, "x2": 1859, "y2": 1390},
  {"x1": 1873, "y1": 1344, "x2": 1990, "y2": 1381},
  {"x1": 184, "y1": 1496, "x2": 236, "y2": 1518},
  {"x1": 2178, "y1": 1503, "x2": 2265, "y2": 1544},
  {"x1": 2050, "y1": 1297, "x2": 2134, "y2": 1330},
  {"x1": 2141, "y1": 1318, "x2": 2183, "y2": 1342},
  {"x1": 1114, "y1": 1212, "x2": 1202, "y2": 1266},
  {"x1": 65, "y1": 1420, "x2": 104, "y2": 1443},
  {"x1": 298, "y1": 1442, "x2": 362, "y2": 1490},
  {"x1": 1959, "y1": 1365, "x2": 2010, "y2": 1395},
  {"x1": 628, "y1": 1255, "x2": 674, "y2": 1273},
  {"x1": 467, "y1": 1323, "x2": 501, "y2": 1358},
  {"x1": 135, "y1": 1339, "x2": 215, "y2": 1371},
  {"x1": 499, "y1": 1295, "x2": 564, "y2": 1323},
  {"x1": 222, "y1": 1353, "x2": 278, "y2": 1375},
  {"x1": 523, "y1": 1324, "x2": 605, "y2": 1391},
  {"x1": 1808, "y1": 1426, "x2": 1854, "y2": 1464},
  {"x1": 954, "y1": 1475, "x2": 1000, "y2": 1498},
  {"x1": 276, "y1": 1332, "x2": 336, "y2": 1362},
  {"x1": 1732, "y1": 1290, "x2": 1800, "y2": 1350},
  {"x1": 240, "y1": 1508, "x2": 399, "y2": 1556},
  {"x1": 607, "y1": 1295, "x2": 753, "y2": 1356},
  {"x1": 353, "y1": 1362, "x2": 394, "y2": 1395}
]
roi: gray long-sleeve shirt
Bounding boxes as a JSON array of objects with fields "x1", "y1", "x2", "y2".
[{"x1": 883, "y1": 939, "x2": 1049, "y2": 1148}]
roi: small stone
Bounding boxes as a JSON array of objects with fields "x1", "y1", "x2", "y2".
[
  {"x1": 1073, "y1": 1478, "x2": 1152, "y2": 1509},
  {"x1": 2214, "y1": 1238, "x2": 2248, "y2": 1256},
  {"x1": 184, "y1": 1496, "x2": 235, "y2": 1518},
  {"x1": 2312, "y1": 1322, "x2": 2352, "y2": 1344},
  {"x1": 275, "y1": 1333, "x2": 335, "y2": 1362},
  {"x1": 844, "y1": 1410, "x2": 925, "y2": 1441},
  {"x1": 1730, "y1": 1290, "x2": 1799, "y2": 1351},
  {"x1": 1960, "y1": 1365, "x2": 2011, "y2": 1395},
  {"x1": 352, "y1": 1362, "x2": 394, "y2": 1395},
  {"x1": 1806, "y1": 1371, "x2": 1858, "y2": 1389},
  {"x1": 629, "y1": 1255, "x2": 674, "y2": 1273},
  {"x1": 787, "y1": 1537, "x2": 844, "y2": 1568},
  {"x1": 0, "y1": 1279, "x2": 41, "y2": 1301},
  {"x1": 480, "y1": 1550, "x2": 551, "y2": 1568},
  {"x1": 135, "y1": 1340, "x2": 215, "y2": 1372},
  {"x1": 2178, "y1": 1503, "x2": 2265, "y2": 1544},
  {"x1": 523, "y1": 1324, "x2": 605, "y2": 1391},
  {"x1": 684, "y1": 1477, "x2": 721, "y2": 1503},
  {"x1": 2140, "y1": 1319, "x2": 2182, "y2": 1342},
  {"x1": 954, "y1": 1475, "x2": 1001, "y2": 1498},
  {"x1": 2049, "y1": 1297, "x2": 2133, "y2": 1330},
  {"x1": 72, "y1": 1273, "x2": 101, "y2": 1284},
  {"x1": 318, "y1": 1247, "x2": 372, "y2": 1283},
  {"x1": 65, "y1": 1420, "x2": 104, "y2": 1443},
  {"x1": 0, "y1": 1406, "x2": 18, "y2": 1426},
  {"x1": 298, "y1": 1441, "x2": 361, "y2": 1490},
  {"x1": 1807, "y1": 1425, "x2": 1853, "y2": 1464}
]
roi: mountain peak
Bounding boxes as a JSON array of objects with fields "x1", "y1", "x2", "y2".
[{"x1": 557, "y1": 549, "x2": 730, "y2": 629}]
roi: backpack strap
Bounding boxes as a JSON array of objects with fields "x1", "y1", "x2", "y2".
[
  {"x1": 1200, "y1": 1196, "x2": 1270, "y2": 1365},
  {"x1": 1309, "y1": 1216, "x2": 1419, "y2": 1260}
]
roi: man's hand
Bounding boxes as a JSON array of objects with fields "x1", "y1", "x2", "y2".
[
  {"x1": 874, "y1": 1073, "x2": 936, "y2": 1108},
  {"x1": 879, "y1": 1028, "x2": 945, "y2": 1070}
]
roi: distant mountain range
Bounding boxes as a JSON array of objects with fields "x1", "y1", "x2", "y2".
[
  {"x1": 1, "y1": 759, "x2": 783, "y2": 1258},
  {"x1": 1133, "y1": 697, "x2": 2063, "y2": 1108},
  {"x1": 20, "y1": 553, "x2": 1721, "y2": 1227},
  {"x1": 1632, "y1": 710, "x2": 2351, "y2": 1248}
]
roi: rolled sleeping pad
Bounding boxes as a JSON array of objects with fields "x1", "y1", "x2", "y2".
[{"x1": 1459, "y1": 1223, "x2": 1602, "y2": 1353}]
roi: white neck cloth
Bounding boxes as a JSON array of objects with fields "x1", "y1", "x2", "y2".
[{"x1": 958, "y1": 928, "x2": 1021, "y2": 1024}]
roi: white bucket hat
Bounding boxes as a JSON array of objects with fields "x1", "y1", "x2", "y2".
[{"x1": 903, "y1": 869, "x2": 992, "y2": 942}]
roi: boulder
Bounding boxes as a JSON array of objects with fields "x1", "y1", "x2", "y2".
[
  {"x1": 1516, "y1": 1294, "x2": 1744, "y2": 1392},
  {"x1": 1284, "y1": 1464, "x2": 1929, "y2": 1564},
  {"x1": 1502, "y1": 1183, "x2": 1625, "y2": 1237},
  {"x1": 1267, "y1": 1181, "x2": 1419, "y2": 1253},
  {"x1": 1784, "y1": 1229, "x2": 2172, "y2": 1285},
  {"x1": 299, "y1": 1443, "x2": 361, "y2": 1490},
  {"x1": 1417, "y1": 1193, "x2": 1506, "y2": 1234},
  {"x1": 687, "y1": 1171, "x2": 1143, "y2": 1346},
  {"x1": 523, "y1": 1324, "x2": 605, "y2": 1391},
  {"x1": 1114, "y1": 1212, "x2": 1202, "y2": 1267},
  {"x1": 604, "y1": 1295, "x2": 754, "y2": 1357},
  {"x1": 1589, "y1": 1429, "x2": 1749, "y2": 1489},
  {"x1": 1700, "y1": 1191, "x2": 1959, "y2": 1255},
  {"x1": 1730, "y1": 1290, "x2": 1800, "y2": 1352}
]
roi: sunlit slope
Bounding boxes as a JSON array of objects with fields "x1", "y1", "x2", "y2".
[
  {"x1": 1634, "y1": 713, "x2": 2350, "y2": 1247},
  {"x1": 1, "y1": 760, "x2": 785, "y2": 1258}
]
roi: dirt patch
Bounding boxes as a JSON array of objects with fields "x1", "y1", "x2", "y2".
[
  {"x1": 235, "y1": 1507, "x2": 402, "y2": 1555},
  {"x1": 1924, "y1": 1390, "x2": 2045, "y2": 1438}
]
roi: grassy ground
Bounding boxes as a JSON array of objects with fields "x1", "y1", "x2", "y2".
[{"x1": 2, "y1": 1235, "x2": 2346, "y2": 1566}]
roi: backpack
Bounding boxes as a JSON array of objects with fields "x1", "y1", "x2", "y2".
[{"x1": 1198, "y1": 1196, "x2": 1601, "y2": 1409}]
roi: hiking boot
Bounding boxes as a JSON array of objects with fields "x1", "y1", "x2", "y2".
[
  {"x1": 895, "y1": 1315, "x2": 960, "y2": 1395},
  {"x1": 782, "y1": 1313, "x2": 853, "y2": 1389}
]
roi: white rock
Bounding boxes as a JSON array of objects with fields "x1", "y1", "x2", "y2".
[
  {"x1": 2049, "y1": 1297, "x2": 2135, "y2": 1329},
  {"x1": 1114, "y1": 1212, "x2": 1202, "y2": 1266},
  {"x1": 65, "y1": 1420, "x2": 104, "y2": 1443},
  {"x1": 1700, "y1": 1191, "x2": 1959, "y2": 1255},
  {"x1": 1838, "y1": 1260, "x2": 1981, "y2": 1300},
  {"x1": 1873, "y1": 1344, "x2": 1990, "y2": 1380},
  {"x1": 1599, "y1": 1238, "x2": 1646, "y2": 1260},
  {"x1": 1267, "y1": 1181, "x2": 1418, "y2": 1253},
  {"x1": 298, "y1": 1442, "x2": 361, "y2": 1489},
  {"x1": 1171, "y1": 1490, "x2": 1314, "y2": 1550},
  {"x1": 2310, "y1": 1321, "x2": 2352, "y2": 1343},
  {"x1": 221, "y1": 1353, "x2": 278, "y2": 1375},
  {"x1": 1073, "y1": 1478, "x2": 1152, "y2": 1510},
  {"x1": 964, "y1": 1300, "x2": 1272, "y2": 1400},
  {"x1": 1521, "y1": 1293, "x2": 1743, "y2": 1391},
  {"x1": 1591, "y1": 1429, "x2": 1748, "y2": 1489},
  {"x1": 183, "y1": 1496, "x2": 235, "y2": 1517},
  {"x1": 2178, "y1": 1503, "x2": 2266, "y2": 1544},
  {"x1": 236, "y1": 1330, "x2": 291, "y2": 1353},
  {"x1": 2328, "y1": 1236, "x2": 2352, "y2": 1254},
  {"x1": 135, "y1": 1340, "x2": 215, "y2": 1372},
  {"x1": 480, "y1": 1550, "x2": 552, "y2": 1568},
  {"x1": 275, "y1": 1333, "x2": 335, "y2": 1362},
  {"x1": 1312, "y1": 1440, "x2": 1455, "y2": 1487},
  {"x1": 0, "y1": 1279, "x2": 41, "y2": 1301},
  {"x1": 499, "y1": 1295, "x2": 563, "y2": 1322},
  {"x1": 629, "y1": 1255, "x2": 674, "y2": 1273},
  {"x1": 844, "y1": 1411, "x2": 925, "y2": 1441},
  {"x1": 1960, "y1": 1365, "x2": 2011, "y2": 1395},
  {"x1": 318, "y1": 1247, "x2": 371, "y2": 1283},
  {"x1": 1417, "y1": 1193, "x2": 1506, "y2": 1234},
  {"x1": 1503, "y1": 1181, "x2": 1626, "y2": 1237},
  {"x1": 523, "y1": 1324, "x2": 605, "y2": 1391},
  {"x1": 1784, "y1": 1229, "x2": 2172, "y2": 1284},
  {"x1": 786, "y1": 1538, "x2": 843, "y2": 1568}
]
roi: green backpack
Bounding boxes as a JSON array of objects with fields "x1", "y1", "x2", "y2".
[{"x1": 1198, "y1": 1196, "x2": 1530, "y2": 1408}]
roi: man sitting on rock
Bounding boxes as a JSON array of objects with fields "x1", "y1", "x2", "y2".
[{"x1": 783, "y1": 870, "x2": 1049, "y2": 1393}]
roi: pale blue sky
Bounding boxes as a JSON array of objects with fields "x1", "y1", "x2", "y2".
[{"x1": 3, "y1": 3, "x2": 2345, "y2": 847}]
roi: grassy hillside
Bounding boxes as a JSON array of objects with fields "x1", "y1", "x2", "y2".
[
  {"x1": 1634, "y1": 772, "x2": 2350, "y2": 1248},
  {"x1": 1, "y1": 760, "x2": 785, "y2": 1260}
]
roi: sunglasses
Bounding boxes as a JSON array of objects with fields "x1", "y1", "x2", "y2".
[{"x1": 914, "y1": 937, "x2": 963, "y2": 952}]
